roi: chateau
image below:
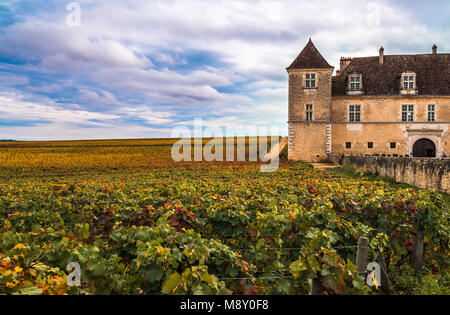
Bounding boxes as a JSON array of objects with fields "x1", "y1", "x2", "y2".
[{"x1": 287, "y1": 39, "x2": 450, "y2": 162}]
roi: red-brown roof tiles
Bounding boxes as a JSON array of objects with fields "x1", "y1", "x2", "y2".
[
  {"x1": 332, "y1": 54, "x2": 450, "y2": 96},
  {"x1": 287, "y1": 39, "x2": 334, "y2": 70}
]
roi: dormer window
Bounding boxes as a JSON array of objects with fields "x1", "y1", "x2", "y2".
[
  {"x1": 403, "y1": 74, "x2": 415, "y2": 89},
  {"x1": 400, "y1": 72, "x2": 417, "y2": 95},
  {"x1": 346, "y1": 73, "x2": 363, "y2": 95},
  {"x1": 305, "y1": 73, "x2": 316, "y2": 88},
  {"x1": 349, "y1": 74, "x2": 362, "y2": 90}
]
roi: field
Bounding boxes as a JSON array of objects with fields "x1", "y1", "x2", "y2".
[{"x1": 0, "y1": 138, "x2": 449, "y2": 295}]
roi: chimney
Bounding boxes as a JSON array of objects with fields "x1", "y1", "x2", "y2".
[
  {"x1": 379, "y1": 46, "x2": 384, "y2": 65},
  {"x1": 340, "y1": 57, "x2": 352, "y2": 72},
  {"x1": 432, "y1": 44, "x2": 437, "y2": 54}
]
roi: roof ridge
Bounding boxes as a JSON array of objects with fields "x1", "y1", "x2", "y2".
[{"x1": 351, "y1": 53, "x2": 450, "y2": 59}]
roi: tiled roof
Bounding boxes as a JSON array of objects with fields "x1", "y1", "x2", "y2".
[
  {"x1": 332, "y1": 53, "x2": 450, "y2": 96},
  {"x1": 287, "y1": 39, "x2": 333, "y2": 70}
]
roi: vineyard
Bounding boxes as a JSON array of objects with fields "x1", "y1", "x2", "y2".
[{"x1": 0, "y1": 138, "x2": 449, "y2": 295}]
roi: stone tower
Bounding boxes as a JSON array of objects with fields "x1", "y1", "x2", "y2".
[{"x1": 286, "y1": 39, "x2": 334, "y2": 161}]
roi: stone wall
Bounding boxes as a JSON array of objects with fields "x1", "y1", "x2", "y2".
[
  {"x1": 288, "y1": 123, "x2": 330, "y2": 161},
  {"x1": 287, "y1": 68, "x2": 333, "y2": 162},
  {"x1": 330, "y1": 96, "x2": 450, "y2": 157},
  {"x1": 329, "y1": 154, "x2": 450, "y2": 193}
]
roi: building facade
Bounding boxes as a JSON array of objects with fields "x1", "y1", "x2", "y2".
[{"x1": 287, "y1": 39, "x2": 450, "y2": 162}]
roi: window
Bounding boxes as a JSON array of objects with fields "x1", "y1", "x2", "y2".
[
  {"x1": 402, "y1": 72, "x2": 416, "y2": 90},
  {"x1": 428, "y1": 105, "x2": 435, "y2": 122},
  {"x1": 349, "y1": 105, "x2": 361, "y2": 122},
  {"x1": 305, "y1": 73, "x2": 316, "y2": 88},
  {"x1": 345, "y1": 142, "x2": 352, "y2": 149},
  {"x1": 402, "y1": 105, "x2": 414, "y2": 122},
  {"x1": 403, "y1": 76, "x2": 414, "y2": 89},
  {"x1": 368, "y1": 142, "x2": 374, "y2": 149},
  {"x1": 305, "y1": 104, "x2": 313, "y2": 122},
  {"x1": 347, "y1": 73, "x2": 364, "y2": 95},
  {"x1": 390, "y1": 142, "x2": 397, "y2": 149},
  {"x1": 348, "y1": 74, "x2": 362, "y2": 91}
]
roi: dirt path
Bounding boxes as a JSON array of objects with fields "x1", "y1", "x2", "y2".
[{"x1": 311, "y1": 163, "x2": 339, "y2": 169}]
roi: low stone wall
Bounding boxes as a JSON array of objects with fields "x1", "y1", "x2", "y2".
[{"x1": 328, "y1": 154, "x2": 450, "y2": 194}]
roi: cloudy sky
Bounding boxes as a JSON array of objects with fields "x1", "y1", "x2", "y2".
[{"x1": 0, "y1": 0, "x2": 448, "y2": 140}]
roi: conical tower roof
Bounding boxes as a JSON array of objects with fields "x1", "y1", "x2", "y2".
[{"x1": 287, "y1": 39, "x2": 333, "y2": 70}]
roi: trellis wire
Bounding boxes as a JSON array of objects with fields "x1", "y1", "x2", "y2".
[
  {"x1": 230, "y1": 245, "x2": 358, "y2": 253},
  {"x1": 219, "y1": 275, "x2": 295, "y2": 281}
]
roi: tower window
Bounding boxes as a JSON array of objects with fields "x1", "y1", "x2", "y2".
[
  {"x1": 305, "y1": 73, "x2": 316, "y2": 88},
  {"x1": 349, "y1": 105, "x2": 361, "y2": 122},
  {"x1": 390, "y1": 142, "x2": 397, "y2": 149},
  {"x1": 305, "y1": 104, "x2": 313, "y2": 121},
  {"x1": 345, "y1": 142, "x2": 352, "y2": 149},
  {"x1": 368, "y1": 142, "x2": 374, "y2": 149},
  {"x1": 402, "y1": 105, "x2": 414, "y2": 122},
  {"x1": 428, "y1": 105, "x2": 435, "y2": 122}
]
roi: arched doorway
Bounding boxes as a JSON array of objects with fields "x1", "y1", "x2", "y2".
[{"x1": 413, "y1": 138, "x2": 436, "y2": 157}]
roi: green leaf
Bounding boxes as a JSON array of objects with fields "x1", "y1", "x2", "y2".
[
  {"x1": 307, "y1": 255, "x2": 321, "y2": 272},
  {"x1": 88, "y1": 262, "x2": 106, "y2": 276},
  {"x1": 81, "y1": 223, "x2": 90, "y2": 240},
  {"x1": 352, "y1": 278, "x2": 365, "y2": 289},
  {"x1": 145, "y1": 267, "x2": 164, "y2": 283},
  {"x1": 135, "y1": 229, "x2": 152, "y2": 241},
  {"x1": 135, "y1": 254, "x2": 146, "y2": 269},
  {"x1": 289, "y1": 260, "x2": 307, "y2": 279},
  {"x1": 218, "y1": 287, "x2": 233, "y2": 295},
  {"x1": 20, "y1": 286, "x2": 43, "y2": 295},
  {"x1": 161, "y1": 272, "x2": 181, "y2": 294},
  {"x1": 201, "y1": 272, "x2": 218, "y2": 289}
]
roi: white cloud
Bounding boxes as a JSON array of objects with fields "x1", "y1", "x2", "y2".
[
  {"x1": 0, "y1": 74, "x2": 29, "y2": 86},
  {"x1": 0, "y1": 21, "x2": 152, "y2": 71},
  {"x1": 91, "y1": 66, "x2": 250, "y2": 106},
  {"x1": 72, "y1": 0, "x2": 445, "y2": 74},
  {"x1": 251, "y1": 88, "x2": 287, "y2": 100},
  {"x1": 0, "y1": 124, "x2": 172, "y2": 141},
  {"x1": 28, "y1": 83, "x2": 67, "y2": 94},
  {"x1": 4, "y1": 0, "x2": 441, "y2": 78},
  {"x1": 78, "y1": 88, "x2": 122, "y2": 107},
  {"x1": 118, "y1": 106, "x2": 174, "y2": 125},
  {"x1": 0, "y1": 92, "x2": 119, "y2": 125},
  {"x1": 0, "y1": 91, "x2": 175, "y2": 140}
]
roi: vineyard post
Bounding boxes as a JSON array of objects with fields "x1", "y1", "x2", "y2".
[
  {"x1": 356, "y1": 237, "x2": 369, "y2": 277},
  {"x1": 310, "y1": 275, "x2": 324, "y2": 295},
  {"x1": 378, "y1": 255, "x2": 390, "y2": 293},
  {"x1": 411, "y1": 230, "x2": 424, "y2": 272}
]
